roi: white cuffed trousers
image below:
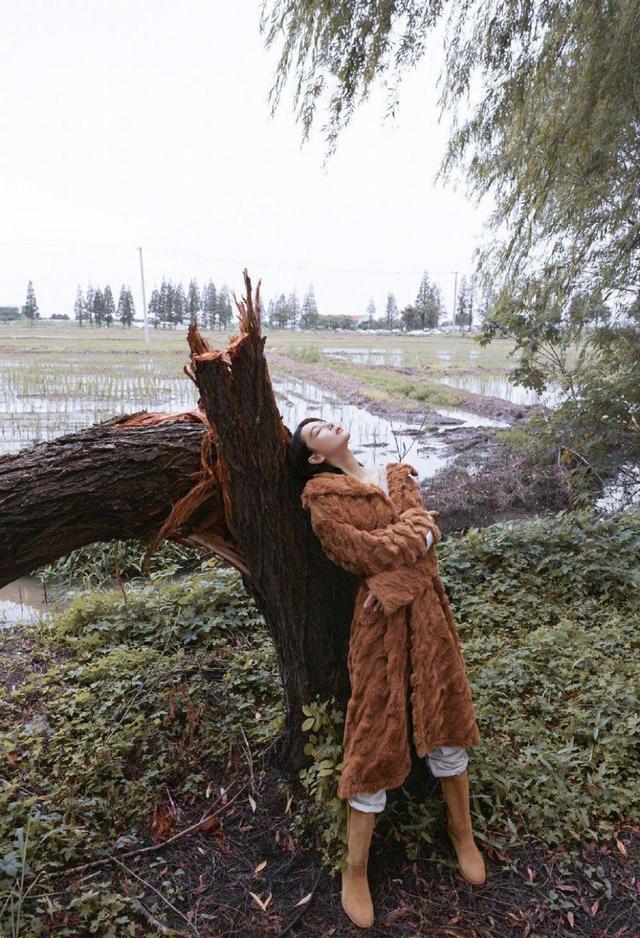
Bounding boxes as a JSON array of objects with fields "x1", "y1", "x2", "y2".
[{"x1": 347, "y1": 746, "x2": 468, "y2": 813}]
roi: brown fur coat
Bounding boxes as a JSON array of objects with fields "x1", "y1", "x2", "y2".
[{"x1": 301, "y1": 461, "x2": 480, "y2": 800}]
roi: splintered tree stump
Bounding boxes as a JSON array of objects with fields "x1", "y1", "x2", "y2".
[
  {"x1": 181, "y1": 269, "x2": 355, "y2": 769},
  {"x1": 0, "y1": 269, "x2": 358, "y2": 778}
]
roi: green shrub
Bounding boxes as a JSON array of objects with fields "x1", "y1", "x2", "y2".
[
  {"x1": 292, "y1": 697, "x2": 347, "y2": 874},
  {"x1": 35, "y1": 537, "x2": 204, "y2": 589},
  {"x1": 0, "y1": 560, "x2": 282, "y2": 935}
]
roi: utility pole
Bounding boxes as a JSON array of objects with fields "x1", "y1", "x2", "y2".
[
  {"x1": 452, "y1": 271, "x2": 458, "y2": 327},
  {"x1": 138, "y1": 246, "x2": 149, "y2": 345}
]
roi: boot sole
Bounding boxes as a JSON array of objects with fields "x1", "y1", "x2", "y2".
[
  {"x1": 459, "y1": 870, "x2": 487, "y2": 886},
  {"x1": 344, "y1": 909, "x2": 375, "y2": 928}
]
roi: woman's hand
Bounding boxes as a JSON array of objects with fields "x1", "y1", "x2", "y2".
[{"x1": 363, "y1": 589, "x2": 383, "y2": 613}]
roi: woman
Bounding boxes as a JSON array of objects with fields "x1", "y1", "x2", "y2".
[{"x1": 289, "y1": 416, "x2": 486, "y2": 930}]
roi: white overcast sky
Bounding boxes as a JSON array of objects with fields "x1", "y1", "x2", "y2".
[{"x1": 1, "y1": 1, "x2": 491, "y2": 321}]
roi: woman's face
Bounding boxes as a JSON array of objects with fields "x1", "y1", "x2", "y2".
[{"x1": 301, "y1": 420, "x2": 350, "y2": 466}]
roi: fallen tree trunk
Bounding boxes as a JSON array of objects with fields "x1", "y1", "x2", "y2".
[{"x1": 0, "y1": 414, "x2": 210, "y2": 587}]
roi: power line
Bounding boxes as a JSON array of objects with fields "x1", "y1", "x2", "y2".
[
  {"x1": 0, "y1": 239, "x2": 135, "y2": 251},
  {"x1": 0, "y1": 238, "x2": 468, "y2": 277},
  {"x1": 143, "y1": 245, "x2": 462, "y2": 277}
]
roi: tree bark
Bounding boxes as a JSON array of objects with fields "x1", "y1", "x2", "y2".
[
  {"x1": 0, "y1": 271, "x2": 357, "y2": 780},
  {"x1": 0, "y1": 415, "x2": 209, "y2": 587}
]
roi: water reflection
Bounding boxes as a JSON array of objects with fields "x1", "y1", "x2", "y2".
[
  {"x1": 0, "y1": 576, "x2": 52, "y2": 628},
  {"x1": 321, "y1": 347, "x2": 405, "y2": 367},
  {"x1": 435, "y1": 406, "x2": 512, "y2": 429},
  {"x1": 0, "y1": 374, "x2": 198, "y2": 453},
  {"x1": 274, "y1": 374, "x2": 462, "y2": 478},
  {"x1": 436, "y1": 374, "x2": 561, "y2": 407}
]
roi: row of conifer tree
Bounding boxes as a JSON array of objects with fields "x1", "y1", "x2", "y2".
[{"x1": 17, "y1": 269, "x2": 486, "y2": 329}]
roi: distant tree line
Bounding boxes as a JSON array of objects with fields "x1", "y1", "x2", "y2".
[
  {"x1": 147, "y1": 278, "x2": 234, "y2": 330},
  {"x1": 266, "y1": 284, "x2": 320, "y2": 329},
  {"x1": 72, "y1": 283, "x2": 135, "y2": 327},
  {"x1": 7, "y1": 272, "x2": 493, "y2": 331},
  {"x1": 333, "y1": 272, "x2": 493, "y2": 332},
  {"x1": 357, "y1": 271, "x2": 496, "y2": 332},
  {"x1": 71, "y1": 277, "x2": 235, "y2": 329},
  {"x1": 263, "y1": 272, "x2": 497, "y2": 332}
]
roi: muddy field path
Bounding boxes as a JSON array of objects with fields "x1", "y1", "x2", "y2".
[{"x1": 265, "y1": 348, "x2": 540, "y2": 427}]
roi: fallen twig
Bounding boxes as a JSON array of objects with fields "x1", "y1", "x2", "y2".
[
  {"x1": 275, "y1": 864, "x2": 325, "y2": 937},
  {"x1": 113, "y1": 855, "x2": 197, "y2": 935},
  {"x1": 41, "y1": 780, "x2": 248, "y2": 880}
]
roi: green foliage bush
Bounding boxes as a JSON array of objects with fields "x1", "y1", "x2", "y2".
[
  {"x1": 35, "y1": 537, "x2": 204, "y2": 589},
  {"x1": 442, "y1": 506, "x2": 639, "y2": 635},
  {"x1": 1, "y1": 559, "x2": 282, "y2": 935},
  {"x1": 2, "y1": 508, "x2": 639, "y2": 931}
]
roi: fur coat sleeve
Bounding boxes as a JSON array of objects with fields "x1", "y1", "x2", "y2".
[
  {"x1": 364, "y1": 474, "x2": 442, "y2": 615},
  {"x1": 301, "y1": 468, "x2": 442, "y2": 615}
]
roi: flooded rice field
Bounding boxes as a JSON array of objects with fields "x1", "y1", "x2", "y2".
[
  {"x1": 0, "y1": 330, "x2": 525, "y2": 457},
  {"x1": 436, "y1": 373, "x2": 561, "y2": 407}
]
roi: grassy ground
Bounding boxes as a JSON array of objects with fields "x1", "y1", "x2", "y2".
[
  {"x1": 0, "y1": 319, "x2": 519, "y2": 367},
  {"x1": 268, "y1": 329, "x2": 517, "y2": 373},
  {"x1": 1, "y1": 508, "x2": 638, "y2": 937}
]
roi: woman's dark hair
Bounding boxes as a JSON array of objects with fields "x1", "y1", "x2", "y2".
[{"x1": 287, "y1": 416, "x2": 362, "y2": 481}]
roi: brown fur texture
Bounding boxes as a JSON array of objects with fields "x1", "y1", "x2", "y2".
[{"x1": 301, "y1": 462, "x2": 481, "y2": 800}]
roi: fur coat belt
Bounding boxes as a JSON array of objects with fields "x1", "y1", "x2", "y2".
[{"x1": 301, "y1": 461, "x2": 480, "y2": 800}]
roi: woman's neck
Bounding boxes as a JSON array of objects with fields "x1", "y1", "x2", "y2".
[{"x1": 327, "y1": 452, "x2": 377, "y2": 481}]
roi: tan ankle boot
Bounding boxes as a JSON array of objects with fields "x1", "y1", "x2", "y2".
[
  {"x1": 439, "y1": 769, "x2": 487, "y2": 885},
  {"x1": 341, "y1": 802, "x2": 376, "y2": 928}
]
